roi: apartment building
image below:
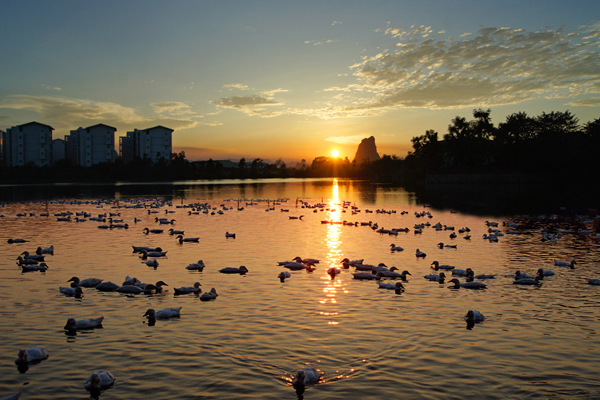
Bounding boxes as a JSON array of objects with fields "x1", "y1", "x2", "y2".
[
  {"x1": 119, "y1": 125, "x2": 173, "y2": 163},
  {"x1": 1, "y1": 121, "x2": 54, "y2": 167},
  {"x1": 65, "y1": 124, "x2": 116, "y2": 167}
]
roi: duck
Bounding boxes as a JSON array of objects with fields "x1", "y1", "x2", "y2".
[
  {"x1": 142, "y1": 281, "x2": 168, "y2": 294},
  {"x1": 280, "y1": 261, "x2": 310, "y2": 271},
  {"x1": 116, "y1": 284, "x2": 144, "y2": 294},
  {"x1": 145, "y1": 259, "x2": 159, "y2": 268},
  {"x1": 59, "y1": 285, "x2": 83, "y2": 297},
  {"x1": 200, "y1": 287, "x2": 219, "y2": 301},
  {"x1": 140, "y1": 250, "x2": 167, "y2": 259},
  {"x1": 437, "y1": 242, "x2": 457, "y2": 249},
  {"x1": 536, "y1": 268, "x2": 554, "y2": 277},
  {"x1": 144, "y1": 307, "x2": 182, "y2": 319},
  {"x1": 513, "y1": 275, "x2": 542, "y2": 285},
  {"x1": 16, "y1": 256, "x2": 38, "y2": 266},
  {"x1": 173, "y1": 282, "x2": 202, "y2": 295},
  {"x1": 176, "y1": 235, "x2": 199, "y2": 243},
  {"x1": 431, "y1": 261, "x2": 455, "y2": 271},
  {"x1": 219, "y1": 266, "x2": 249, "y2": 274},
  {"x1": 473, "y1": 273, "x2": 496, "y2": 279},
  {"x1": 378, "y1": 267, "x2": 411, "y2": 280},
  {"x1": 68, "y1": 276, "x2": 103, "y2": 288},
  {"x1": 424, "y1": 272, "x2": 446, "y2": 282},
  {"x1": 378, "y1": 281, "x2": 405, "y2": 291},
  {"x1": 354, "y1": 262, "x2": 386, "y2": 272},
  {"x1": 20, "y1": 251, "x2": 45, "y2": 262},
  {"x1": 464, "y1": 310, "x2": 485, "y2": 323},
  {"x1": 390, "y1": 243, "x2": 404, "y2": 252},
  {"x1": 292, "y1": 256, "x2": 320, "y2": 265},
  {"x1": 64, "y1": 317, "x2": 104, "y2": 331},
  {"x1": 15, "y1": 346, "x2": 49, "y2": 365},
  {"x1": 95, "y1": 281, "x2": 120, "y2": 292},
  {"x1": 143, "y1": 228, "x2": 164, "y2": 234},
  {"x1": 352, "y1": 272, "x2": 383, "y2": 280},
  {"x1": 292, "y1": 365, "x2": 320, "y2": 388},
  {"x1": 588, "y1": 279, "x2": 600, "y2": 285},
  {"x1": 169, "y1": 228, "x2": 185, "y2": 235},
  {"x1": 415, "y1": 249, "x2": 427, "y2": 258},
  {"x1": 554, "y1": 260, "x2": 576, "y2": 269},
  {"x1": 185, "y1": 260, "x2": 206, "y2": 271},
  {"x1": 36, "y1": 245, "x2": 54, "y2": 255},
  {"x1": 7, "y1": 238, "x2": 28, "y2": 244},
  {"x1": 278, "y1": 271, "x2": 291, "y2": 282},
  {"x1": 340, "y1": 258, "x2": 364, "y2": 267},
  {"x1": 132, "y1": 245, "x2": 162, "y2": 253},
  {"x1": 448, "y1": 278, "x2": 487, "y2": 289},
  {"x1": 327, "y1": 267, "x2": 341, "y2": 277},
  {"x1": 452, "y1": 268, "x2": 473, "y2": 277},
  {"x1": 21, "y1": 263, "x2": 49, "y2": 272},
  {"x1": 514, "y1": 270, "x2": 530, "y2": 280},
  {"x1": 85, "y1": 370, "x2": 115, "y2": 391},
  {"x1": 225, "y1": 232, "x2": 236, "y2": 238}
]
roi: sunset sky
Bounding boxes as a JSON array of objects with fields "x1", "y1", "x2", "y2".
[{"x1": 1, "y1": 0, "x2": 599, "y2": 163}]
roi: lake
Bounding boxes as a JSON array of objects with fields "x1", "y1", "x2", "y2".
[{"x1": 1, "y1": 178, "x2": 600, "y2": 399}]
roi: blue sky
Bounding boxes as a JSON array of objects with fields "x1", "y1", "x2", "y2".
[{"x1": 1, "y1": 0, "x2": 599, "y2": 162}]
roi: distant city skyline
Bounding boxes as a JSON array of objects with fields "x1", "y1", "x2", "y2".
[{"x1": 1, "y1": 0, "x2": 599, "y2": 163}]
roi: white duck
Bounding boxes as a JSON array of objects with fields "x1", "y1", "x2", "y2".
[
  {"x1": 185, "y1": 260, "x2": 206, "y2": 271},
  {"x1": 431, "y1": 261, "x2": 454, "y2": 270},
  {"x1": 15, "y1": 346, "x2": 48, "y2": 365},
  {"x1": 424, "y1": 272, "x2": 446, "y2": 282},
  {"x1": 292, "y1": 365, "x2": 320, "y2": 387},
  {"x1": 378, "y1": 281, "x2": 404, "y2": 291},
  {"x1": 68, "y1": 276, "x2": 103, "y2": 288},
  {"x1": 554, "y1": 260, "x2": 576, "y2": 269},
  {"x1": 390, "y1": 244, "x2": 404, "y2": 252},
  {"x1": 143, "y1": 307, "x2": 182, "y2": 319},
  {"x1": 464, "y1": 310, "x2": 485, "y2": 323},
  {"x1": 85, "y1": 370, "x2": 115, "y2": 391},
  {"x1": 448, "y1": 278, "x2": 487, "y2": 289},
  {"x1": 174, "y1": 282, "x2": 202, "y2": 295},
  {"x1": 278, "y1": 271, "x2": 291, "y2": 282},
  {"x1": 200, "y1": 288, "x2": 218, "y2": 301},
  {"x1": 64, "y1": 317, "x2": 104, "y2": 331},
  {"x1": 219, "y1": 266, "x2": 249, "y2": 274},
  {"x1": 60, "y1": 285, "x2": 83, "y2": 297}
]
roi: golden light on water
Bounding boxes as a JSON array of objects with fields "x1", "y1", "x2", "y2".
[{"x1": 320, "y1": 178, "x2": 346, "y2": 325}]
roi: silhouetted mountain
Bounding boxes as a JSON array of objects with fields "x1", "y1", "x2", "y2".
[{"x1": 353, "y1": 136, "x2": 381, "y2": 164}]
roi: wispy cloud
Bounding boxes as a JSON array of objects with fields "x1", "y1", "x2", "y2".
[
  {"x1": 567, "y1": 98, "x2": 600, "y2": 106},
  {"x1": 305, "y1": 39, "x2": 339, "y2": 46},
  {"x1": 332, "y1": 21, "x2": 342, "y2": 26},
  {"x1": 151, "y1": 101, "x2": 195, "y2": 116},
  {"x1": 223, "y1": 83, "x2": 249, "y2": 90},
  {"x1": 324, "y1": 23, "x2": 600, "y2": 112},
  {"x1": 42, "y1": 84, "x2": 62, "y2": 91},
  {"x1": 0, "y1": 95, "x2": 197, "y2": 131}
]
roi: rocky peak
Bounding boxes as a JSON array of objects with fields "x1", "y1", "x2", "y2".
[{"x1": 353, "y1": 136, "x2": 381, "y2": 164}]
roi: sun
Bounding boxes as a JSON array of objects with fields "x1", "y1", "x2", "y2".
[{"x1": 332, "y1": 150, "x2": 339, "y2": 158}]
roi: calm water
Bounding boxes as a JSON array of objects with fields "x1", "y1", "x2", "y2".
[{"x1": 1, "y1": 178, "x2": 600, "y2": 399}]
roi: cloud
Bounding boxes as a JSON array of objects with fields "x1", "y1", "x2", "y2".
[
  {"x1": 212, "y1": 91, "x2": 285, "y2": 116},
  {"x1": 0, "y1": 95, "x2": 197, "y2": 131},
  {"x1": 332, "y1": 21, "x2": 342, "y2": 26},
  {"x1": 325, "y1": 135, "x2": 367, "y2": 145},
  {"x1": 223, "y1": 83, "x2": 249, "y2": 90},
  {"x1": 42, "y1": 84, "x2": 61, "y2": 91},
  {"x1": 323, "y1": 23, "x2": 600, "y2": 112},
  {"x1": 151, "y1": 101, "x2": 194, "y2": 116},
  {"x1": 567, "y1": 98, "x2": 600, "y2": 106}
]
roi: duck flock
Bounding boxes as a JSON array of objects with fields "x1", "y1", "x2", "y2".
[{"x1": 2, "y1": 196, "x2": 600, "y2": 398}]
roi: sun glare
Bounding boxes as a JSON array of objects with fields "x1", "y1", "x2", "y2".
[{"x1": 332, "y1": 150, "x2": 339, "y2": 158}]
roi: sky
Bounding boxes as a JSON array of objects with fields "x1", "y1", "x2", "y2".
[{"x1": 1, "y1": 0, "x2": 600, "y2": 164}]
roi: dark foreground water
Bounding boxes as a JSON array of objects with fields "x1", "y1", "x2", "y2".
[{"x1": 1, "y1": 178, "x2": 600, "y2": 399}]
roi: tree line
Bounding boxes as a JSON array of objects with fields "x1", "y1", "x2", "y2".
[{"x1": 1, "y1": 109, "x2": 598, "y2": 184}]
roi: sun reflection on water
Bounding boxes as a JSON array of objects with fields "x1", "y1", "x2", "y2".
[{"x1": 320, "y1": 179, "x2": 349, "y2": 325}]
